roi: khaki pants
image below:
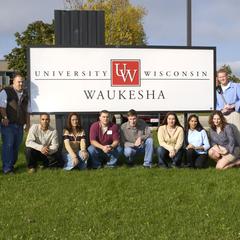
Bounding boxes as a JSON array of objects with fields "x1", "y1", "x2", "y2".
[{"x1": 210, "y1": 145, "x2": 240, "y2": 163}]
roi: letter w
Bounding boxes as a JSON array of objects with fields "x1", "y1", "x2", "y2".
[
  {"x1": 115, "y1": 63, "x2": 137, "y2": 82},
  {"x1": 84, "y1": 90, "x2": 95, "y2": 99}
]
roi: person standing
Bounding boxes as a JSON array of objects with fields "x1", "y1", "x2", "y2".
[
  {"x1": 88, "y1": 110, "x2": 121, "y2": 169},
  {"x1": 0, "y1": 73, "x2": 30, "y2": 174},
  {"x1": 25, "y1": 113, "x2": 59, "y2": 173},
  {"x1": 216, "y1": 68, "x2": 240, "y2": 145},
  {"x1": 121, "y1": 109, "x2": 153, "y2": 168}
]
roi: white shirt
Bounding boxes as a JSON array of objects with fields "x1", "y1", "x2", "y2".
[
  {"x1": 221, "y1": 82, "x2": 231, "y2": 93},
  {"x1": 187, "y1": 129, "x2": 210, "y2": 154},
  {"x1": 25, "y1": 124, "x2": 59, "y2": 155}
]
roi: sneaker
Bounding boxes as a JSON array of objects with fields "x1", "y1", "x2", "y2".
[
  {"x1": 4, "y1": 170, "x2": 14, "y2": 175},
  {"x1": 126, "y1": 162, "x2": 135, "y2": 168},
  {"x1": 38, "y1": 165, "x2": 45, "y2": 170},
  {"x1": 143, "y1": 164, "x2": 152, "y2": 169},
  {"x1": 170, "y1": 163, "x2": 180, "y2": 169},
  {"x1": 158, "y1": 164, "x2": 168, "y2": 169},
  {"x1": 105, "y1": 164, "x2": 117, "y2": 169},
  {"x1": 28, "y1": 168, "x2": 36, "y2": 174}
]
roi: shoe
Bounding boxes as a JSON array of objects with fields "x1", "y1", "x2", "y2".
[
  {"x1": 143, "y1": 165, "x2": 152, "y2": 169},
  {"x1": 126, "y1": 162, "x2": 135, "y2": 168},
  {"x1": 28, "y1": 168, "x2": 36, "y2": 174},
  {"x1": 3, "y1": 170, "x2": 14, "y2": 175},
  {"x1": 92, "y1": 165, "x2": 102, "y2": 170},
  {"x1": 38, "y1": 165, "x2": 45, "y2": 170},
  {"x1": 158, "y1": 164, "x2": 168, "y2": 169},
  {"x1": 170, "y1": 163, "x2": 180, "y2": 169},
  {"x1": 105, "y1": 164, "x2": 116, "y2": 169}
]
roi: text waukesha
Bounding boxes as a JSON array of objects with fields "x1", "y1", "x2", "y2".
[{"x1": 83, "y1": 90, "x2": 165, "y2": 100}]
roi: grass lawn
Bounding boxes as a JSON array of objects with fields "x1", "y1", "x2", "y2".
[{"x1": 1, "y1": 139, "x2": 240, "y2": 239}]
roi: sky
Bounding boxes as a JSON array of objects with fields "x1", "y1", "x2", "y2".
[{"x1": 0, "y1": 0, "x2": 240, "y2": 76}]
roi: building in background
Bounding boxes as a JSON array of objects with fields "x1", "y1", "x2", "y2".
[{"x1": 0, "y1": 60, "x2": 13, "y2": 88}]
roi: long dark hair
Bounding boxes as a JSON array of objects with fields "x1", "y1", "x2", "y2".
[
  {"x1": 187, "y1": 114, "x2": 203, "y2": 132},
  {"x1": 185, "y1": 114, "x2": 204, "y2": 146},
  {"x1": 161, "y1": 112, "x2": 182, "y2": 127},
  {"x1": 208, "y1": 110, "x2": 227, "y2": 131},
  {"x1": 66, "y1": 112, "x2": 83, "y2": 133}
]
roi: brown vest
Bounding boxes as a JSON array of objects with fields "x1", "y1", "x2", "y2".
[{"x1": 4, "y1": 86, "x2": 28, "y2": 125}]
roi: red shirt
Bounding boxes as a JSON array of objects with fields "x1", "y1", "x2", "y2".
[{"x1": 90, "y1": 121, "x2": 120, "y2": 145}]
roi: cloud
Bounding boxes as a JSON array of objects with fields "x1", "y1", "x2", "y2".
[{"x1": 1, "y1": 0, "x2": 240, "y2": 70}]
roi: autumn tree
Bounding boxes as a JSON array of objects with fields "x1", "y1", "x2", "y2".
[
  {"x1": 65, "y1": 0, "x2": 147, "y2": 45},
  {"x1": 5, "y1": 1, "x2": 145, "y2": 76},
  {"x1": 5, "y1": 21, "x2": 54, "y2": 77}
]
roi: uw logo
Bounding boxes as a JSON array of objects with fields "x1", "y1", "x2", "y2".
[{"x1": 111, "y1": 60, "x2": 140, "y2": 86}]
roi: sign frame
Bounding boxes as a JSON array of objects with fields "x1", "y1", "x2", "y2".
[{"x1": 27, "y1": 45, "x2": 216, "y2": 114}]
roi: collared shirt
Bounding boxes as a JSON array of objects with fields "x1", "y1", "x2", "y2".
[
  {"x1": 89, "y1": 121, "x2": 119, "y2": 145},
  {"x1": 25, "y1": 124, "x2": 59, "y2": 155},
  {"x1": 221, "y1": 82, "x2": 231, "y2": 92},
  {"x1": 216, "y1": 81, "x2": 240, "y2": 112},
  {"x1": 187, "y1": 129, "x2": 210, "y2": 154},
  {"x1": 209, "y1": 124, "x2": 236, "y2": 154},
  {"x1": 121, "y1": 119, "x2": 151, "y2": 148}
]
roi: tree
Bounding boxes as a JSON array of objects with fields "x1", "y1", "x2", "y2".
[
  {"x1": 220, "y1": 64, "x2": 240, "y2": 83},
  {"x1": 5, "y1": 21, "x2": 54, "y2": 77},
  {"x1": 65, "y1": 0, "x2": 146, "y2": 45}
]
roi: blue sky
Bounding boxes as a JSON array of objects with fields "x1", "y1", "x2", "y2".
[{"x1": 0, "y1": 0, "x2": 240, "y2": 75}]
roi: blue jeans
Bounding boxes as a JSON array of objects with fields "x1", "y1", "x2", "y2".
[
  {"x1": 1, "y1": 123, "x2": 24, "y2": 173},
  {"x1": 124, "y1": 138, "x2": 153, "y2": 166},
  {"x1": 88, "y1": 145, "x2": 122, "y2": 169},
  {"x1": 157, "y1": 146, "x2": 183, "y2": 167},
  {"x1": 63, "y1": 151, "x2": 88, "y2": 170}
]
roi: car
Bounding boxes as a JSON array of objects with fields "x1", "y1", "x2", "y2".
[{"x1": 113, "y1": 113, "x2": 165, "y2": 127}]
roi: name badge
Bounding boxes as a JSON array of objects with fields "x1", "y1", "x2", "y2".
[{"x1": 107, "y1": 130, "x2": 112, "y2": 135}]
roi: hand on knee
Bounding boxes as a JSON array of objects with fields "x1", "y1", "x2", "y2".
[{"x1": 209, "y1": 148, "x2": 221, "y2": 160}]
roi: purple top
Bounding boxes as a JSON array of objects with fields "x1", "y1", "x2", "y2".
[
  {"x1": 90, "y1": 121, "x2": 120, "y2": 145},
  {"x1": 209, "y1": 124, "x2": 237, "y2": 154}
]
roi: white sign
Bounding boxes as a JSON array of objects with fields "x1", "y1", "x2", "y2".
[{"x1": 29, "y1": 47, "x2": 215, "y2": 113}]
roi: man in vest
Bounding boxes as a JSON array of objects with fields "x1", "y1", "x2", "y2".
[{"x1": 0, "y1": 73, "x2": 29, "y2": 174}]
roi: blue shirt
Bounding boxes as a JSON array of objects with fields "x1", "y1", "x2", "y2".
[
  {"x1": 187, "y1": 129, "x2": 210, "y2": 154},
  {"x1": 216, "y1": 82, "x2": 240, "y2": 112}
]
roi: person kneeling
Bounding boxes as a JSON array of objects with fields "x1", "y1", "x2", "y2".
[
  {"x1": 157, "y1": 112, "x2": 184, "y2": 168},
  {"x1": 121, "y1": 109, "x2": 153, "y2": 168},
  {"x1": 62, "y1": 113, "x2": 88, "y2": 170},
  {"x1": 208, "y1": 111, "x2": 240, "y2": 169},
  {"x1": 25, "y1": 113, "x2": 59, "y2": 173},
  {"x1": 88, "y1": 110, "x2": 121, "y2": 169}
]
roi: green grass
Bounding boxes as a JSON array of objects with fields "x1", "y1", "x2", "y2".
[
  {"x1": 1, "y1": 165, "x2": 240, "y2": 240},
  {"x1": 1, "y1": 137, "x2": 240, "y2": 239}
]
